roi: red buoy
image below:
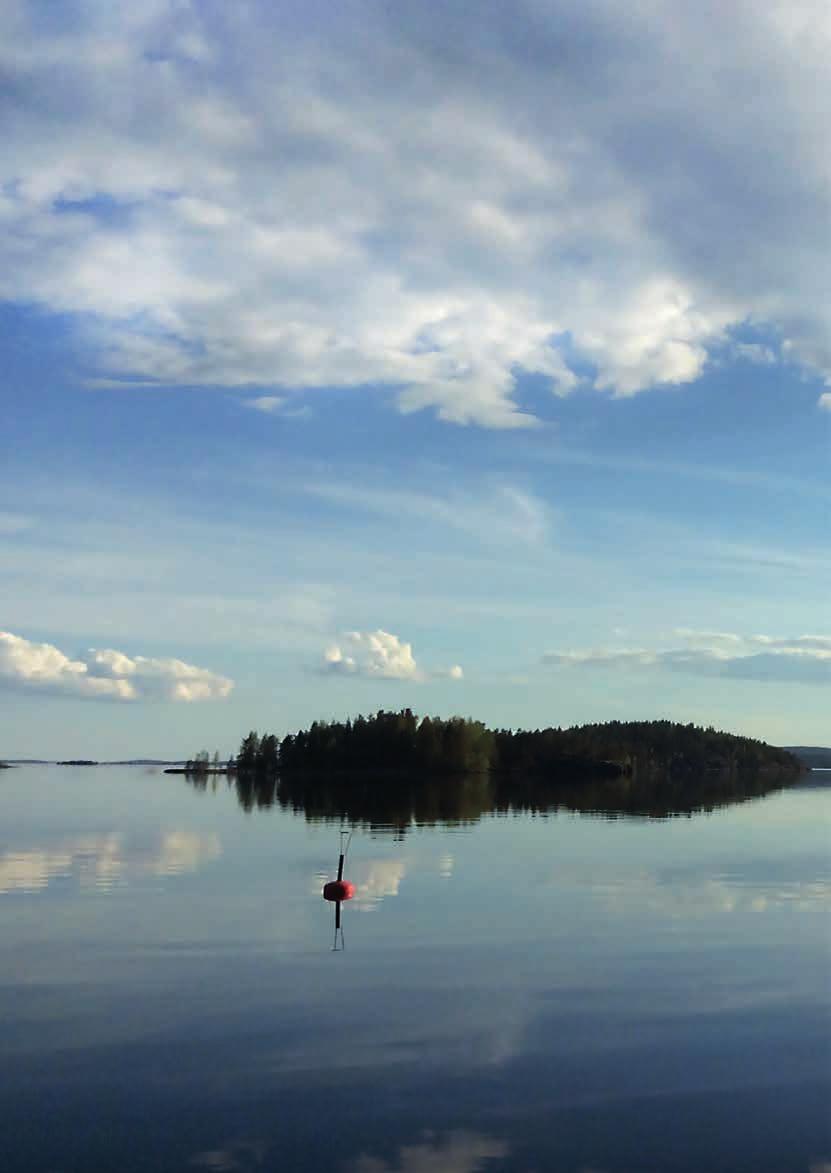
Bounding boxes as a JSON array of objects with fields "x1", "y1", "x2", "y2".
[{"x1": 323, "y1": 879, "x2": 355, "y2": 902}]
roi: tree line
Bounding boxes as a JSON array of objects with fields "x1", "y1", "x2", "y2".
[{"x1": 217, "y1": 710, "x2": 800, "y2": 781}]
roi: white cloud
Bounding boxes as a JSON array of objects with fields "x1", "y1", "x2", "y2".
[
  {"x1": 303, "y1": 480, "x2": 550, "y2": 547},
  {"x1": 819, "y1": 392, "x2": 831, "y2": 411},
  {"x1": 544, "y1": 629, "x2": 831, "y2": 686},
  {"x1": 1, "y1": 2, "x2": 830, "y2": 425},
  {"x1": 324, "y1": 630, "x2": 420, "y2": 680},
  {"x1": 0, "y1": 630, "x2": 233, "y2": 701},
  {"x1": 322, "y1": 629, "x2": 463, "y2": 682},
  {"x1": 242, "y1": 395, "x2": 285, "y2": 414}
]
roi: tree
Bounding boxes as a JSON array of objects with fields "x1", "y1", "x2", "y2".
[
  {"x1": 238, "y1": 731, "x2": 261, "y2": 771},
  {"x1": 259, "y1": 733, "x2": 279, "y2": 774}
]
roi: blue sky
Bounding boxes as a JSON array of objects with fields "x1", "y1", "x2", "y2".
[{"x1": 1, "y1": 0, "x2": 829, "y2": 757}]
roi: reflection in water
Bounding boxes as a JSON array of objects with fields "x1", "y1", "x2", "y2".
[
  {"x1": 0, "y1": 766, "x2": 827, "y2": 1173},
  {"x1": 349, "y1": 1132, "x2": 508, "y2": 1173},
  {"x1": 186, "y1": 768, "x2": 796, "y2": 829},
  {"x1": 0, "y1": 830, "x2": 222, "y2": 893},
  {"x1": 591, "y1": 869, "x2": 831, "y2": 916},
  {"x1": 323, "y1": 831, "x2": 356, "y2": 950},
  {"x1": 189, "y1": 1139, "x2": 268, "y2": 1170},
  {"x1": 352, "y1": 859, "x2": 408, "y2": 909}
]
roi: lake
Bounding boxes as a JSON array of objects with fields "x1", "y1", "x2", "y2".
[{"x1": 1, "y1": 765, "x2": 829, "y2": 1173}]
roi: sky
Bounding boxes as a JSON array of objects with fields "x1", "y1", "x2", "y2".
[{"x1": 1, "y1": 0, "x2": 829, "y2": 758}]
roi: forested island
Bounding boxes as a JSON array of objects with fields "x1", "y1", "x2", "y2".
[
  {"x1": 786, "y1": 746, "x2": 831, "y2": 769},
  {"x1": 179, "y1": 710, "x2": 801, "y2": 783}
]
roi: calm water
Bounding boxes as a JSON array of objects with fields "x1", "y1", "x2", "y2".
[{"x1": 1, "y1": 766, "x2": 829, "y2": 1173}]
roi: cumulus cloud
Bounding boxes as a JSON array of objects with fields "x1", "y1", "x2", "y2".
[
  {"x1": 543, "y1": 630, "x2": 831, "y2": 686},
  {"x1": 323, "y1": 629, "x2": 463, "y2": 683},
  {"x1": 819, "y1": 392, "x2": 831, "y2": 411},
  {"x1": 0, "y1": 630, "x2": 233, "y2": 701},
  {"x1": 1, "y1": 1, "x2": 830, "y2": 425}
]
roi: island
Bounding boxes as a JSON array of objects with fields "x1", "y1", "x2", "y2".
[
  {"x1": 173, "y1": 710, "x2": 802, "y2": 785},
  {"x1": 785, "y1": 746, "x2": 831, "y2": 769}
]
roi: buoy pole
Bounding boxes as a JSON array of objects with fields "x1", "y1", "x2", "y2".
[{"x1": 337, "y1": 852, "x2": 345, "y2": 881}]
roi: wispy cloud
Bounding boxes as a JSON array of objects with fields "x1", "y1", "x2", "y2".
[
  {"x1": 0, "y1": 631, "x2": 233, "y2": 701},
  {"x1": 240, "y1": 395, "x2": 310, "y2": 418},
  {"x1": 302, "y1": 480, "x2": 550, "y2": 547},
  {"x1": 544, "y1": 630, "x2": 831, "y2": 686},
  {"x1": 242, "y1": 395, "x2": 285, "y2": 414}
]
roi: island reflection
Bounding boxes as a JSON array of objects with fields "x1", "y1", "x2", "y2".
[{"x1": 183, "y1": 769, "x2": 795, "y2": 830}]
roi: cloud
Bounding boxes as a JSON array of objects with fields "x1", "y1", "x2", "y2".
[
  {"x1": 240, "y1": 395, "x2": 310, "y2": 418},
  {"x1": 350, "y1": 1132, "x2": 508, "y2": 1173},
  {"x1": 1, "y1": 2, "x2": 830, "y2": 425},
  {"x1": 0, "y1": 831, "x2": 222, "y2": 894},
  {"x1": 324, "y1": 630, "x2": 420, "y2": 680},
  {"x1": 0, "y1": 512, "x2": 32, "y2": 536},
  {"x1": 0, "y1": 630, "x2": 233, "y2": 701},
  {"x1": 819, "y1": 392, "x2": 831, "y2": 411},
  {"x1": 322, "y1": 629, "x2": 463, "y2": 683},
  {"x1": 543, "y1": 630, "x2": 831, "y2": 686},
  {"x1": 302, "y1": 480, "x2": 550, "y2": 547},
  {"x1": 241, "y1": 395, "x2": 285, "y2": 414}
]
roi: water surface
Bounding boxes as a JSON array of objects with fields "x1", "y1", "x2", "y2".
[{"x1": 1, "y1": 765, "x2": 828, "y2": 1172}]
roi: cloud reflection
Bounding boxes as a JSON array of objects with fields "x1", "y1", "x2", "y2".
[
  {"x1": 313, "y1": 851, "x2": 455, "y2": 911},
  {"x1": 189, "y1": 1140, "x2": 267, "y2": 1171},
  {"x1": 0, "y1": 831, "x2": 222, "y2": 893},
  {"x1": 352, "y1": 859, "x2": 408, "y2": 910},
  {"x1": 558, "y1": 866, "x2": 831, "y2": 918},
  {"x1": 349, "y1": 1132, "x2": 508, "y2": 1173}
]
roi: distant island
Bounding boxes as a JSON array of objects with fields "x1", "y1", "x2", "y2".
[
  {"x1": 785, "y1": 746, "x2": 831, "y2": 769},
  {"x1": 173, "y1": 710, "x2": 802, "y2": 784}
]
